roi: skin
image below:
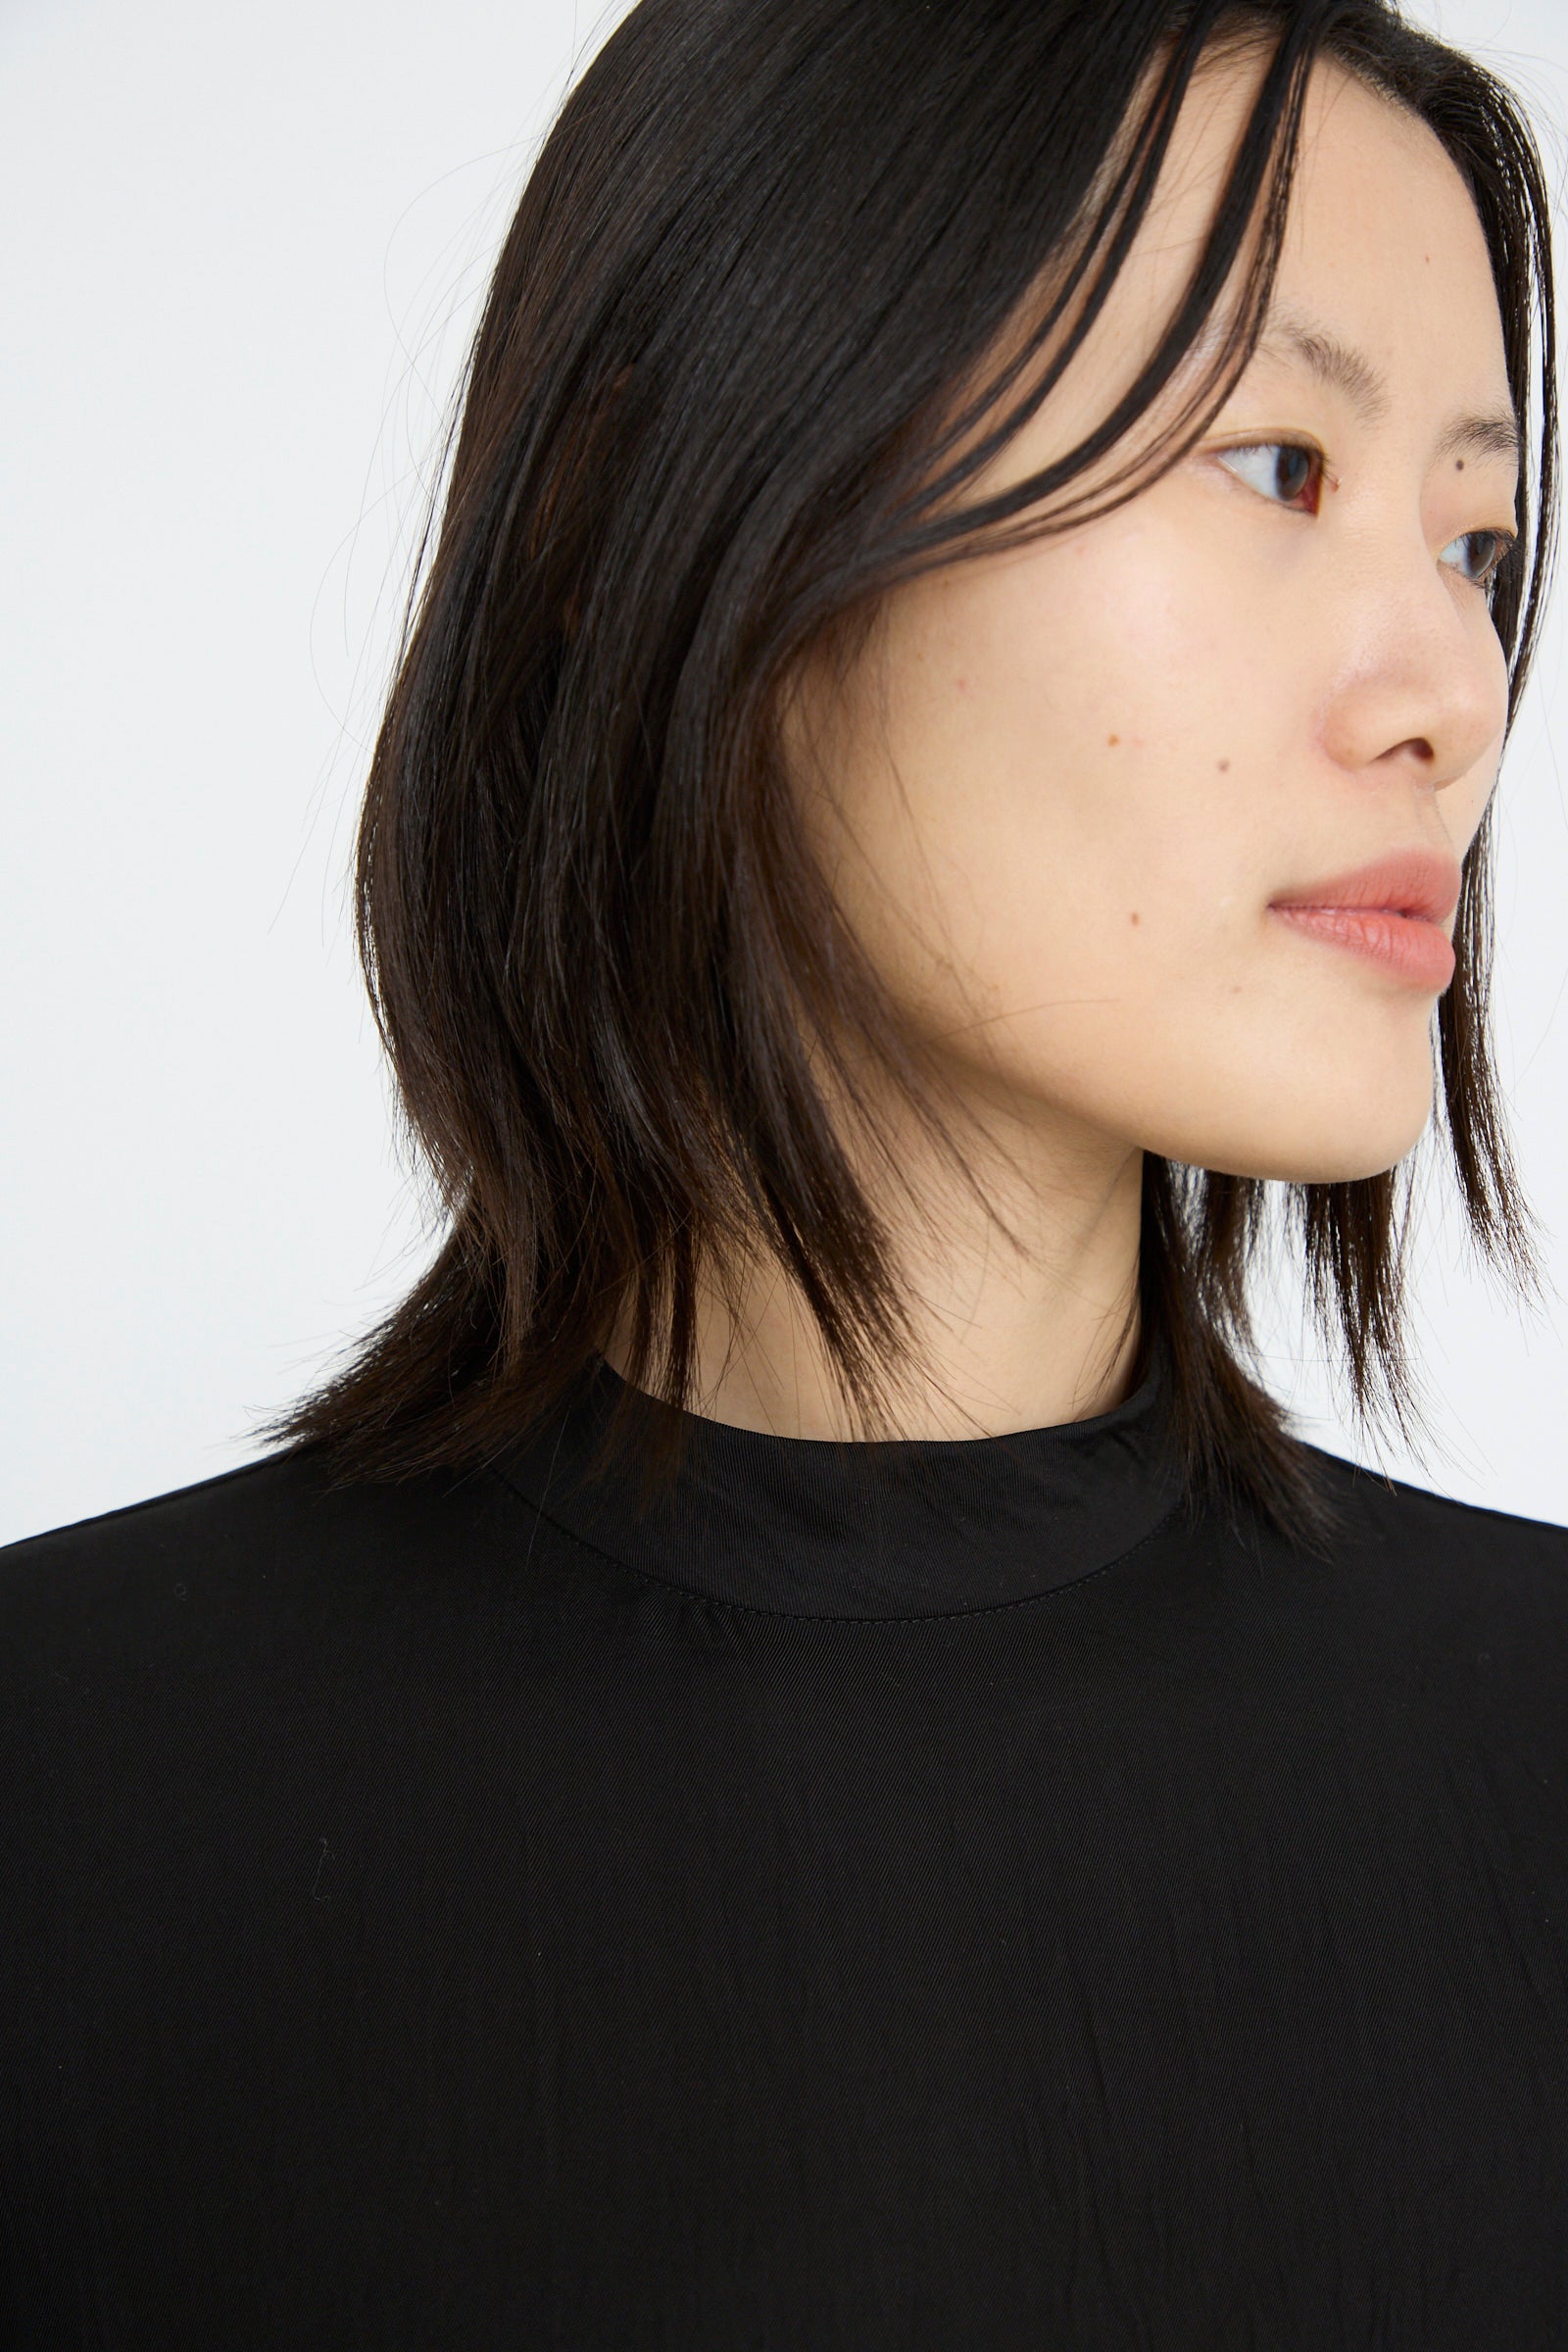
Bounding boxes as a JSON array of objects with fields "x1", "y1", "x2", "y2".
[{"x1": 608, "y1": 52, "x2": 1521, "y2": 1441}]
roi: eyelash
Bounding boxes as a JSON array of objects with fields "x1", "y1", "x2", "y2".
[{"x1": 1213, "y1": 438, "x2": 1517, "y2": 593}]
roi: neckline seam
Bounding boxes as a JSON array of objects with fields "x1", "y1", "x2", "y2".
[{"x1": 487, "y1": 1460, "x2": 1192, "y2": 1625}]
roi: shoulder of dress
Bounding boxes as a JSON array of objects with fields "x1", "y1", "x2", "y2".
[
  {"x1": 0, "y1": 1443, "x2": 534, "y2": 1617},
  {"x1": 1295, "y1": 1440, "x2": 1568, "y2": 1577}
]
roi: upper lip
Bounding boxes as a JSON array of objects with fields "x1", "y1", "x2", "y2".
[{"x1": 1269, "y1": 848, "x2": 1462, "y2": 927}]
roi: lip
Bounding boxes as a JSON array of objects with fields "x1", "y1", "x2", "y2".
[{"x1": 1268, "y1": 848, "x2": 1461, "y2": 991}]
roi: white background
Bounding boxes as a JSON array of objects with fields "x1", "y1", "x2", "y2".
[{"x1": 2, "y1": 0, "x2": 1566, "y2": 1545}]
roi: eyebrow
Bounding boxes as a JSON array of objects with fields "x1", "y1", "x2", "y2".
[{"x1": 1251, "y1": 305, "x2": 1523, "y2": 468}]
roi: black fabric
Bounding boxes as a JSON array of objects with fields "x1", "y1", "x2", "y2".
[{"x1": 2, "y1": 1346, "x2": 1566, "y2": 2348}]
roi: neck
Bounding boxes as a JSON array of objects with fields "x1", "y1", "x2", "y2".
[{"x1": 605, "y1": 1085, "x2": 1146, "y2": 1444}]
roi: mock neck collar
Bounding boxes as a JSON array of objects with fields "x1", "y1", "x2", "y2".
[{"x1": 495, "y1": 1338, "x2": 1188, "y2": 1621}]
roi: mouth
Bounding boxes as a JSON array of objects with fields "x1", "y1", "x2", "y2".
[{"x1": 1267, "y1": 849, "x2": 1461, "y2": 992}]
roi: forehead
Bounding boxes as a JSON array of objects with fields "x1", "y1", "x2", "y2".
[
  {"x1": 955, "y1": 48, "x2": 1515, "y2": 501},
  {"x1": 1261, "y1": 62, "x2": 1508, "y2": 396}
]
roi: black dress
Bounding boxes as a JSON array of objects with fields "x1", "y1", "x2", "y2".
[{"x1": 3, "y1": 1342, "x2": 1566, "y2": 2348}]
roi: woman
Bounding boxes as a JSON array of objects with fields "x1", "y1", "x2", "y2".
[{"x1": 3, "y1": 0, "x2": 1564, "y2": 2342}]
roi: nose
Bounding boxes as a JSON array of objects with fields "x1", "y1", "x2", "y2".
[{"x1": 1316, "y1": 540, "x2": 1509, "y2": 794}]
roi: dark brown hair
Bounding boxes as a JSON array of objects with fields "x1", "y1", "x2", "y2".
[{"x1": 263, "y1": 0, "x2": 1558, "y2": 1552}]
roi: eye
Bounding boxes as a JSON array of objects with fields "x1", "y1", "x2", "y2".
[
  {"x1": 1440, "y1": 528, "x2": 1515, "y2": 592},
  {"x1": 1214, "y1": 439, "x2": 1324, "y2": 514}
]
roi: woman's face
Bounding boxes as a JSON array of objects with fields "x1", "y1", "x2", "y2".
[{"x1": 788, "y1": 56, "x2": 1519, "y2": 1186}]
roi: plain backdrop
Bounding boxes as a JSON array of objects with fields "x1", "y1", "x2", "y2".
[{"x1": 3, "y1": 0, "x2": 1567, "y2": 1545}]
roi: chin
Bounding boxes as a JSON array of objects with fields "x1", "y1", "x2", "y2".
[
  {"x1": 1231, "y1": 1109, "x2": 1434, "y2": 1187},
  {"x1": 1157, "y1": 1070, "x2": 1437, "y2": 1186}
]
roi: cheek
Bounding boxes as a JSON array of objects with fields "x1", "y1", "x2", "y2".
[
  {"x1": 800, "y1": 511, "x2": 1466, "y2": 1180},
  {"x1": 1461, "y1": 633, "x2": 1510, "y2": 838},
  {"x1": 855, "y1": 514, "x2": 1281, "y2": 1009}
]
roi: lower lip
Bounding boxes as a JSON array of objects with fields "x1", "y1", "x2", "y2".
[{"x1": 1269, "y1": 904, "x2": 1456, "y2": 990}]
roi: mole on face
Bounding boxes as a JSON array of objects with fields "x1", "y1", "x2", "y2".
[
  {"x1": 1217, "y1": 759, "x2": 1231, "y2": 773},
  {"x1": 1106, "y1": 733, "x2": 1120, "y2": 747},
  {"x1": 1129, "y1": 910, "x2": 1141, "y2": 926}
]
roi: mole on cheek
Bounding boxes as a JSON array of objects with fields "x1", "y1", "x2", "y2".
[
  {"x1": 1216, "y1": 759, "x2": 1231, "y2": 773},
  {"x1": 1129, "y1": 911, "x2": 1141, "y2": 926},
  {"x1": 1106, "y1": 734, "x2": 1120, "y2": 747}
]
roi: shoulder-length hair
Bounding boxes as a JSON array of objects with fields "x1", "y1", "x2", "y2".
[{"x1": 265, "y1": 0, "x2": 1558, "y2": 1551}]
